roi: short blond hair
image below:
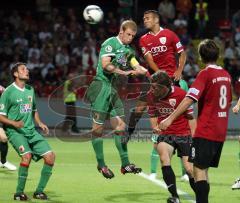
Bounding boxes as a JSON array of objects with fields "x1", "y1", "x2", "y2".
[{"x1": 120, "y1": 20, "x2": 137, "y2": 32}]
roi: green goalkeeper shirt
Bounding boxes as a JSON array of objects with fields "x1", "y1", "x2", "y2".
[{"x1": 0, "y1": 82, "x2": 37, "y2": 136}]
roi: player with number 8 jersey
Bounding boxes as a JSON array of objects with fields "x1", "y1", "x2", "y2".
[{"x1": 186, "y1": 64, "x2": 232, "y2": 142}]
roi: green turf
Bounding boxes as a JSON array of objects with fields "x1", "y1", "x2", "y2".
[{"x1": 0, "y1": 138, "x2": 240, "y2": 203}]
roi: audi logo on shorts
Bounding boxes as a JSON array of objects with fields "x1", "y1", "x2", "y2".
[{"x1": 150, "y1": 45, "x2": 167, "y2": 54}]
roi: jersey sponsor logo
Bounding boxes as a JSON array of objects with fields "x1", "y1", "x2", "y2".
[
  {"x1": 105, "y1": 45, "x2": 113, "y2": 52},
  {"x1": 169, "y1": 99, "x2": 176, "y2": 107},
  {"x1": 116, "y1": 54, "x2": 127, "y2": 67},
  {"x1": 159, "y1": 37, "x2": 166, "y2": 44},
  {"x1": 20, "y1": 104, "x2": 32, "y2": 113},
  {"x1": 188, "y1": 88, "x2": 199, "y2": 96},
  {"x1": 176, "y1": 42, "x2": 182, "y2": 49},
  {"x1": 0, "y1": 104, "x2": 4, "y2": 110},
  {"x1": 150, "y1": 45, "x2": 167, "y2": 54}
]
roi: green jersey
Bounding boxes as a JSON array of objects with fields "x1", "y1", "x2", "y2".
[
  {"x1": 0, "y1": 82, "x2": 37, "y2": 136},
  {"x1": 95, "y1": 36, "x2": 135, "y2": 82}
]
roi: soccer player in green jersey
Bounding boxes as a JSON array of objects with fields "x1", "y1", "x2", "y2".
[
  {"x1": 85, "y1": 20, "x2": 147, "y2": 179},
  {"x1": 0, "y1": 62, "x2": 55, "y2": 201}
]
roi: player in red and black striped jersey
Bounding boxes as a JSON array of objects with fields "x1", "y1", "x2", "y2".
[
  {"x1": 160, "y1": 39, "x2": 232, "y2": 203},
  {"x1": 141, "y1": 70, "x2": 196, "y2": 203}
]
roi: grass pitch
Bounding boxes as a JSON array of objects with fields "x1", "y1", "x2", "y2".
[{"x1": 0, "y1": 138, "x2": 240, "y2": 203}]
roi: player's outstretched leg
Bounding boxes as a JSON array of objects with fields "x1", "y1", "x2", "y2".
[{"x1": 97, "y1": 165, "x2": 115, "y2": 179}]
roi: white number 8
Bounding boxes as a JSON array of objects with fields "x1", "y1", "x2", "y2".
[{"x1": 219, "y1": 85, "x2": 227, "y2": 109}]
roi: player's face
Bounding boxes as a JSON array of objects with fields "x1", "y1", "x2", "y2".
[
  {"x1": 150, "y1": 83, "x2": 169, "y2": 99},
  {"x1": 16, "y1": 65, "x2": 29, "y2": 81},
  {"x1": 143, "y1": 13, "x2": 158, "y2": 30},
  {"x1": 120, "y1": 28, "x2": 136, "y2": 45}
]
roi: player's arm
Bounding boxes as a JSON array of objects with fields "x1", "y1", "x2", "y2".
[
  {"x1": 232, "y1": 97, "x2": 240, "y2": 114},
  {"x1": 0, "y1": 115, "x2": 24, "y2": 128},
  {"x1": 150, "y1": 117, "x2": 161, "y2": 133},
  {"x1": 130, "y1": 57, "x2": 148, "y2": 75},
  {"x1": 159, "y1": 97, "x2": 194, "y2": 130},
  {"x1": 144, "y1": 53, "x2": 159, "y2": 72},
  {"x1": 102, "y1": 56, "x2": 134, "y2": 76},
  {"x1": 34, "y1": 111, "x2": 49, "y2": 134},
  {"x1": 174, "y1": 50, "x2": 186, "y2": 81}
]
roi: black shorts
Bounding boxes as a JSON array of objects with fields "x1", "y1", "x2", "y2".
[
  {"x1": 157, "y1": 135, "x2": 192, "y2": 157},
  {"x1": 188, "y1": 137, "x2": 224, "y2": 169}
]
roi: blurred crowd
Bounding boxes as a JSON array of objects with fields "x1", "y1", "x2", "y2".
[{"x1": 0, "y1": 0, "x2": 240, "y2": 98}]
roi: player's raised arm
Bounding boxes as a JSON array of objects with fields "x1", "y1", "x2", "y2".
[
  {"x1": 102, "y1": 56, "x2": 134, "y2": 76},
  {"x1": 130, "y1": 57, "x2": 148, "y2": 75}
]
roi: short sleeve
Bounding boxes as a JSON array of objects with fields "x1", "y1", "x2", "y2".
[
  {"x1": 100, "y1": 39, "x2": 116, "y2": 58},
  {"x1": 139, "y1": 37, "x2": 151, "y2": 56},
  {"x1": 186, "y1": 70, "x2": 207, "y2": 102},
  {"x1": 170, "y1": 31, "x2": 184, "y2": 53},
  {"x1": 0, "y1": 91, "x2": 9, "y2": 116}
]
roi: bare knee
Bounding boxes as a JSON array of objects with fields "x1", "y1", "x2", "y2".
[
  {"x1": 21, "y1": 153, "x2": 32, "y2": 165},
  {"x1": 92, "y1": 123, "x2": 104, "y2": 137},
  {"x1": 43, "y1": 152, "x2": 55, "y2": 165}
]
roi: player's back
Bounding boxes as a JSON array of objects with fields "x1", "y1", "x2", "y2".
[{"x1": 188, "y1": 65, "x2": 232, "y2": 141}]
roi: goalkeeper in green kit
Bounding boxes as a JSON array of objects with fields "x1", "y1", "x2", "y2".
[
  {"x1": 0, "y1": 63, "x2": 55, "y2": 201},
  {"x1": 85, "y1": 20, "x2": 147, "y2": 179}
]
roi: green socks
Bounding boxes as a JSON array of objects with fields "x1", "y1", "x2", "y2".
[
  {"x1": 114, "y1": 134, "x2": 130, "y2": 167},
  {"x1": 92, "y1": 137, "x2": 105, "y2": 168},
  {"x1": 16, "y1": 164, "x2": 29, "y2": 194},
  {"x1": 35, "y1": 164, "x2": 53, "y2": 193},
  {"x1": 150, "y1": 148, "x2": 159, "y2": 173}
]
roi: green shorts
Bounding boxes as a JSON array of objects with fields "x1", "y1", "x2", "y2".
[
  {"x1": 85, "y1": 79, "x2": 124, "y2": 124},
  {"x1": 8, "y1": 130, "x2": 52, "y2": 162}
]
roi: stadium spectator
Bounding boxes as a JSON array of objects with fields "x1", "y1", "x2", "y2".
[
  {"x1": 232, "y1": 10, "x2": 240, "y2": 33},
  {"x1": 176, "y1": 0, "x2": 193, "y2": 20},
  {"x1": 159, "y1": 39, "x2": 232, "y2": 203},
  {"x1": 158, "y1": 0, "x2": 176, "y2": 26},
  {"x1": 194, "y1": 0, "x2": 209, "y2": 38},
  {"x1": 0, "y1": 62, "x2": 55, "y2": 201}
]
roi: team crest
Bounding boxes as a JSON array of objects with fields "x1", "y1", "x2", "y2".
[
  {"x1": 160, "y1": 37, "x2": 166, "y2": 44},
  {"x1": 105, "y1": 45, "x2": 112, "y2": 52},
  {"x1": 28, "y1": 96, "x2": 33, "y2": 102},
  {"x1": 19, "y1": 145, "x2": 25, "y2": 153},
  {"x1": 169, "y1": 99, "x2": 176, "y2": 107},
  {"x1": 93, "y1": 112, "x2": 100, "y2": 121},
  {"x1": 141, "y1": 47, "x2": 146, "y2": 53}
]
